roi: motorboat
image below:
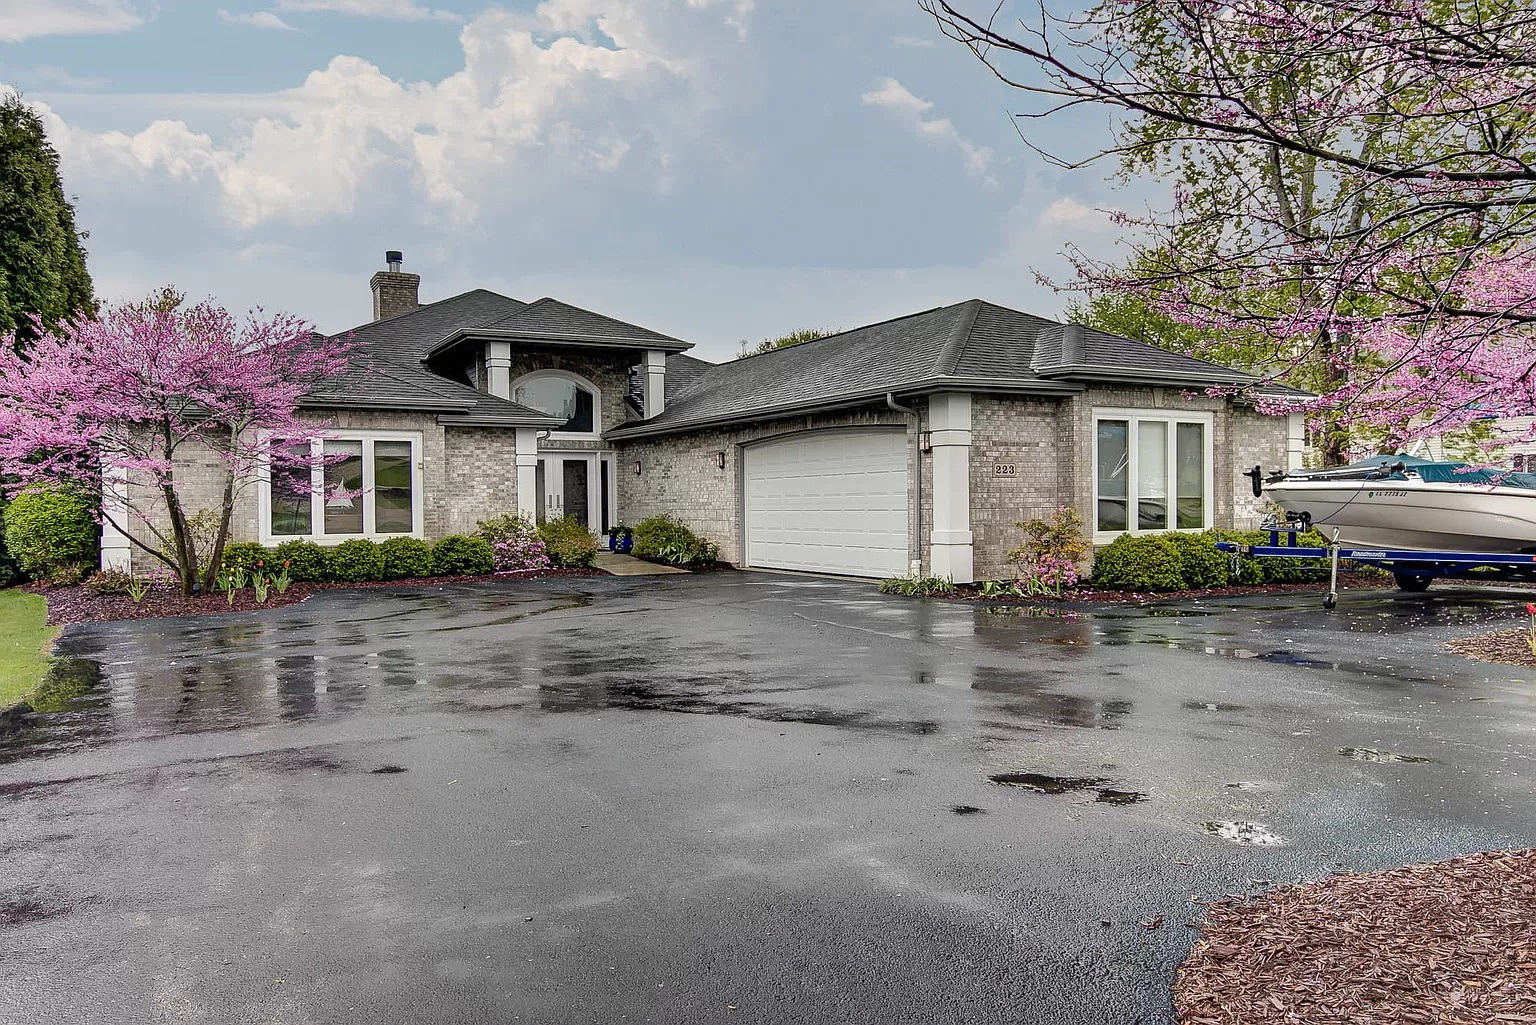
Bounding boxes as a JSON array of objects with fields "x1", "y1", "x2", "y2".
[{"x1": 1253, "y1": 454, "x2": 1536, "y2": 555}]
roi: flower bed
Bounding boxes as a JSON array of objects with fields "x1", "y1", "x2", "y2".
[
  {"x1": 30, "y1": 567, "x2": 605, "y2": 627},
  {"x1": 928, "y1": 572, "x2": 1393, "y2": 605}
]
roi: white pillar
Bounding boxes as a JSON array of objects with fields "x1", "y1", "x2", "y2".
[
  {"x1": 486, "y1": 341, "x2": 512, "y2": 399},
  {"x1": 515, "y1": 428, "x2": 539, "y2": 521},
  {"x1": 1286, "y1": 413, "x2": 1306, "y2": 470},
  {"x1": 642, "y1": 349, "x2": 666, "y2": 418},
  {"x1": 927, "y1": 392, "x2": 974, "y2": 584},
  {"x1": 101, "y1": 459, "x2": 133, "y2": 572}
]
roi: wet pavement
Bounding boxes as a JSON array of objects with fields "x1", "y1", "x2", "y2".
[{"x1": 2, "y1": 573, "x2": 1534, "y2": 1024}]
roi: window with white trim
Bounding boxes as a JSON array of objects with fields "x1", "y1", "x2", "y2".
[
  {"x1": 262, "y1": 432, "x2": 423, "y2": 543},
  {"x1": 1094, "y1": 411, "x2": 1213, "y2": 536},
  {"x1": 512, "y1": 371, "x2": 599, "y2": 436}
]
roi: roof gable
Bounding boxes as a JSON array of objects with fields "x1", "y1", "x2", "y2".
[
  {"x1": 338, "y1": 289, "x2": 527, "y2": 362},
  {"x1": 482, "y1": 298, "x2": 685, "y2": 346}
]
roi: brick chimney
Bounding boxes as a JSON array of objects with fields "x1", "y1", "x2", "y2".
[{"x1": 370, "y1": 250, "x2": 420, "y2": 321}]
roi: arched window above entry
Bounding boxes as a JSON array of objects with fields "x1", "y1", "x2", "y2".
[{"x1": 512, "y1": 370, "x2": 599, "y2": 436}]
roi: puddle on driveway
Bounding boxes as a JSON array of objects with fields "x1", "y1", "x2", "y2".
[
  {"x1": 1204, "y1": 821, "x2": 1287, "y2": 846},
  {"x1": 951, "y1": 805, "x2": 985, "y2": 816},
  {"x1": 990, "y1": 772, "x2": 1108, "y2": 793},
  {"x1": 1095, "y1": 789, "x2": 1147, "y2": 806},
  {"x1": 1182, "y1": 701, "x2": 1248, "y2": 713},
  {"x1": 1339, "y1": 747, "x2": 1436, "y2": 764}
]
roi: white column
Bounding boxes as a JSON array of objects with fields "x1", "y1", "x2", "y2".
[
  {"x1": 515, "y1": 427, "x2": 539, "y2": 521},
  {"x1": 1286, "y1": 413, "x2": 1306, "y2": 470},
  {"x1": 927, "y1": 391, "x2": 974, "y2": 584},
  {"x1": 486, "y1": 341, "x2": 513, "y2": 399},
  {"x1": 642, "y1": 349, "x2": 666, "y2": 418},
  {"x1": 100, "y1": 459, "x2": 133, "y2": 572}
]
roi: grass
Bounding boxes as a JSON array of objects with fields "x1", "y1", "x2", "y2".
[{"x1": 0, "y1": 590, "x2": 58, "y2": 709}]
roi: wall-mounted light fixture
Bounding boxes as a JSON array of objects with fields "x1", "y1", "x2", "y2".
[
  {"x1": 716, "y1": 450, "x2": 727, "y2": 470},
  {"x1": 634, "y1": 459, "x2": 643, "y2": 476},
  {"x1": 920, "y1": 431, "x2": 932, "y2": 453}
]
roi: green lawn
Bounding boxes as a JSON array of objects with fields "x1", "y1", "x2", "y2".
[{"x1": 0, "y1": 590, "x2": 57, "y2": 708}]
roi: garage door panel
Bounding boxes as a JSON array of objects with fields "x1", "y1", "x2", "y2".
[{"x1": 744, "y1": 429, "x2": 909, "y2": 578}]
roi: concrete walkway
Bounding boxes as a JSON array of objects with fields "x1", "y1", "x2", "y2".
[{"x1": 593, "y1": 552, "x2": 689, "y2": 575}]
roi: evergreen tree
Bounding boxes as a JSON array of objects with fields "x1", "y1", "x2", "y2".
[{"x1": 0, "y1": 93, "x2": 94, "y2": 352}]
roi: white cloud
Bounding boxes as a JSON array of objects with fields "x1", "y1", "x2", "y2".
[
  {"x1": 47, "y1": 1, "x2": 753, "y2": 228},
  {"x1": 1038, "y1": 196, "x2": 1118, "y2": 230},
  {"x1": 11, "y1": 66, "x2": 111, "y2": 90},
  {"x1": 862, "y1": 76, "x2": 995, "y2": 185},
  {"x1": 274, "y1": 0, "x2": 460, "y2": 22},
  {"x1": 0, "y1": 0, "x2": 142, "y2": 43},
  {"x1": 218, "y1": 10, "x2": 298, "y2": 31},
  {"x1": 891, "y1": 35, "x2": 935, "y2": 48}
]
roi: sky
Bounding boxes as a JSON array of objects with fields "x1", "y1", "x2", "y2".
[{"x1": 0, "y1": 0, "x2": 1141, "y2": 361}]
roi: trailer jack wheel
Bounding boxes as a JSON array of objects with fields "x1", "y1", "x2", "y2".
[{"x1": 1393, "y1": 572, "x2": 1434, "y2": 593}]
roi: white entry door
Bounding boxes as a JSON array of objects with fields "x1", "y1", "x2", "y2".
[
  {"x1": 537, "y1": 453, "x2": 602, "y2": 530},
  {"x1": 743, "y1": 429, "x2": 910, "y2": 577}
]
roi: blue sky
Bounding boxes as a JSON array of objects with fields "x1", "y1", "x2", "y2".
[{"x1": 0, "y1": 0, "x2": 1138, "y2": 360}]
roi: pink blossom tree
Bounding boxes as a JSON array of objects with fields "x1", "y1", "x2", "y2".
[
  {"x1": 0, "y1": 292, "x2": 352, "y2": 594},
  {"x1": 924, "y1": 0, "x2": 1536, "y2": 461}
]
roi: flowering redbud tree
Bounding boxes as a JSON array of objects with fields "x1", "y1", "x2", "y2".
[
  {"x1": 925, "y1": 0, "x2": 1536, "y2": 462},
  {"x1": 0, "y1": 295, "x2": 352, "y2": 594}
]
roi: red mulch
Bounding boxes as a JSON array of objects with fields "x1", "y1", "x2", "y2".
[
  {"x1": 30, "y1": 567, "x2": 606, "y2": 627},
  {"x1": 1175, "y1": 849, "x2": 1536, "y2": 1024},
  {"x1": 945, "y1": 573, "x2": 1391, "y2": 605},
  {"x1": 1445, "y1": 628, "x2": 1536, "y2": 669}
]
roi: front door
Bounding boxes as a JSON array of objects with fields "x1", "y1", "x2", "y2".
[{"x1": 536, "y1": 453, "x2": 604, "y2": 530}]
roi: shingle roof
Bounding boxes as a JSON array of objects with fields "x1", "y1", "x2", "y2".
[
  {"x1": 426, "y1": 297, "x2": 693, "y2": 359},
  {"x1": 341, "y1": 288, "x2": 526, "y2": 363},
  {"x1": 608, "y1": 299, "x2": 1266, "y2": 439}
]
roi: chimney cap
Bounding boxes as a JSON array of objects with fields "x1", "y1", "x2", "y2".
[{"x1": 385, "y1": 249, "x2": 404, "y2": 271}]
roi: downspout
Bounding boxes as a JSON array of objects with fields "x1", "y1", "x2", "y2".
[{"x1": 887, "y1": 393, "x2": 923, "y2": 577}]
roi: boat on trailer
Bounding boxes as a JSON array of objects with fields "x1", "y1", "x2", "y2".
[{"x1": 1254, "y1": 454, "x2": 1536, "y2": 555}]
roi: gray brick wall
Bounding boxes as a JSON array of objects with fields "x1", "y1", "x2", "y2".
[
  {"x1": 968, "y1": 396, "x2": 1071, "y2": 581},
  {"x1": 504, "y1": 348, "x2": 637, "y2": 450}
]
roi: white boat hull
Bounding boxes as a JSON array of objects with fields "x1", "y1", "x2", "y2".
[{"x1": 1264, "y1": 480, "x2": 1536, "y2": 554}]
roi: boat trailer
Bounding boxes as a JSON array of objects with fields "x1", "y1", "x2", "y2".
[{"x1": 1215, "y1": 527, "x2": 1536, "y2": 610}]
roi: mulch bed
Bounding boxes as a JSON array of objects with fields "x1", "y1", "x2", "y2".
[
  {"x1": 30, "y1": 567, "x2": 606, "y2": 627},
  {"x1": 944, "y1": 573, "x2": 1391, "y2": 605},
  {"x1": 1445, "y1": 628, "x2": 1536, "y2": 669},
  {"x1": 1175, "y1": 849, "x2": 1536, "y2": 1024}
]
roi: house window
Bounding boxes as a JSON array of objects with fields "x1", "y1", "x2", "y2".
[
  {"x1": 263, "y1": 432, "x2": 423, "y2": 543},
  {"x1": 1094, "y1": 411, "x2": 1212, "y2": 536},
  {"x1": 513, "y1": 372, "x2": 598, "y2": 435}
]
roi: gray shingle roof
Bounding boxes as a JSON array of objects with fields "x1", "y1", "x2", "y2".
[
  {"x1": 607, "y1": 299, "x2": 1265, "y2": 439},
  {"x1": 427, "y1": 297, "x2": 693, "y2": 359},
  {"x1": 342, "y1": 288, "x2": 526, "y2": 362}
]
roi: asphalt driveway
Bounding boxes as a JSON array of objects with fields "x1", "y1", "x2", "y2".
[{"x1": 2, "y1": 573, "x2": 1534, "y2": 1024}]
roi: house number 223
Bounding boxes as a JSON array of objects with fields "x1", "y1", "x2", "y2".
[{"x1": 993, "y1": 463, "x2": 1018, "y2": 478}]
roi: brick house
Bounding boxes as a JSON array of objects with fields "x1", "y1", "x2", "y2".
[{"x1": 102, "y1": 255, "x2": 1303, "y2": 583}]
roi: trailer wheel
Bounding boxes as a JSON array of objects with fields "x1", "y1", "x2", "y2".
[{"x1": 1393, "y1": 572, "x2": 1434, "y2": 592}]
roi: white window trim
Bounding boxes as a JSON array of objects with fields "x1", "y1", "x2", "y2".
[
  {"x1": 258, "y1": 429, "x2": 425, "y2": 545},
  {"x1": 1092, "y1": 408, "x2": 1214, "y2": 543},
  {"x1": 510, "y1": 369, "x2": 602, "y2": 440}
]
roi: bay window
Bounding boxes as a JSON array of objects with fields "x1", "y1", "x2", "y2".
[
  {"x1": 262, "y1": 432, "x2": 423, "y2": 543},
  {"x1": 1094, "y1": 411, "x2": 1212, "y2": 537}
]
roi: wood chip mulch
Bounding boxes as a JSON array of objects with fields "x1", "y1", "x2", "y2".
[
  {"x1": 944, "y1": 573, "x2": 1391, "y2": 605},
  {"x1": 31, "y1": 567, "x2": 607, "y2": 627},
  {"x1": 1175, "y1": 849, "x2": 1536, "y2": 1025},
  {"x1": 1445, "y1": 629, "x2": 1536, "y2": 669}
]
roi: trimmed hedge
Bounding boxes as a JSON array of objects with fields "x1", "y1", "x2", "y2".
[
  {"x1": 3, "y1": 485, "x2": 98, "y2": 579},
  {"x1": 1091, "y1": 534, "x2": 1187, "y2": 592},
  {"x1": 432, "y1": 535, "x2": 494, "y2": 577},
  {"x1": 220, "y1": 541, "x2": 274, "y2": 578},
  {"x1": 329, "y1": 538, "x2": 384, "y2": 583},
  {"x1": 537, "y1": 516, "x2": 599, "y2": 568},
  {"x1": 632, "y1": 514, "x2": 719, "y2": 566},
  {"x1": 379, "y1": 537, "x2": 433, "y2": 580},
  {"x1": 1092, "y1": 529, "x2": 1332, "y2": 592},
  {"x1": 273, "y1": 539, "x2": 330, "y2": 582}
]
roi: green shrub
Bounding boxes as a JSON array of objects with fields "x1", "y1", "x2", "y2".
[
  {"x1": 3, "y1": 485, "x2": 98, "y2": 579},
  {"x1": 878, "y1": 576, "x2": 955, "y2": 597},
  {"x1": 328, "y1": 538, "x2": 385, "y2": 583},
  {"x1": 1090, "y1": 534, "x2": 1186, "y2": 592},
  {"x1": 0, "y1": 499, "x2": 21, "y2": 588},
  {"x1": 1165, "y1": 532, "x2": 1231, "y2": 589},
  {"x1": 431, "y1": 535, "x2": 495, "y2": 576},
  {"x1": 379, "y1": 537, "x2": 434, "y2": 580},
  {"x1": 273, "y1": 539, "x2": 330, "y2": 582},
  {"x1": 476, "y1": 514, "x2": 550, "y2": 572},
  {"x1": 537, "y1": 516, "x2": 600, "y2": 568},
  {"x1": 1214, "y1": 528, "x2": 1331, "y2": 584},
  {"x1": 631, "y1": 513, "x2": 718, "y2": 566},
  {"x1": 220, "y1": 541, "x2": 274, "y2": 577}
]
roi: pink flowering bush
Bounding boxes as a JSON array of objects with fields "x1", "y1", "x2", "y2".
[
  {"x1": 476, "y1": 514, "x2": 550, "y2": 573},
  {"x1": 1009, "y1": 507, "x2": 1091, "y2": 597}
]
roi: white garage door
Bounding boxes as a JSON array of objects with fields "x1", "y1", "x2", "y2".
[{"x1": 744, "y1": 429, "x2": 910, "y2": 577}]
